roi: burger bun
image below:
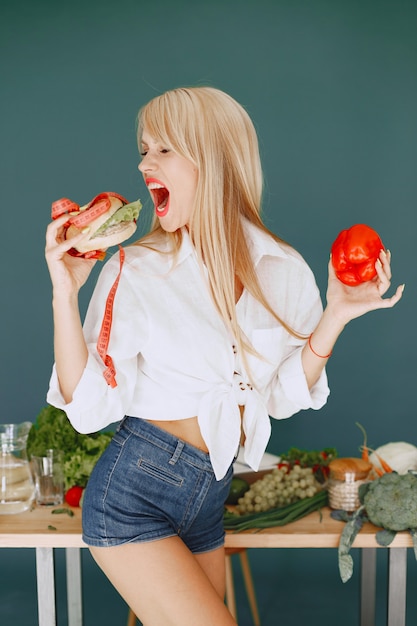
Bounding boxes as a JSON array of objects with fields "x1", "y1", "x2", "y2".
[{"x1": 65, "y1": 196, "x2": 138, "y2": 254}]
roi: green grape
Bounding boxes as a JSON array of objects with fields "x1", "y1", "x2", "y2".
[{"x1": 235, "y1": 465, "x2": 322, "y2": 515}]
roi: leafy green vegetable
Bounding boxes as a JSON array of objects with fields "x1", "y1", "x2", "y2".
[
  {"x1": 410, "y1": 529, "x2": 417, "y2": 560},
  {"x1": 332, "y1": 471, "x2": 417, "y2": 583},
  {"x1": 279, "y1": 446, "x2": 338, "y2": 483},
  {"x1": 224, "y1": 489, "x2": 328, "y2": 531},
  {"x1": 52, "y1": 508, "x2": 74, "y2": 517},
  {"x1": 364, "y1": 471, "x2": 417, "y2": 531},
  {"x1": 375, "y1": 528, "x2": 396, "y2": 546},
  {"x1": 336, "y1": 506, "x2": 365, "y2": 582},
  {"x1": 27, "y1": 405, "x2": 113, "y2": 490},
  {"x1": 93, "y1": 199, "x2": 142, "y2": 235}
]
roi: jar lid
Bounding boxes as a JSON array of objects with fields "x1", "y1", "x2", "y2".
[{"x1": 329, "y1": 457, "x2": 372, "y2": 481}]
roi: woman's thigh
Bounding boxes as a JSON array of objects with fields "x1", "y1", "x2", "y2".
[
  {"x1": 90, "y1": 537, "x2": 237, "y2": 626},
  {"x1": 194, "y1": 545, "x2": 227, "y2": 598}
]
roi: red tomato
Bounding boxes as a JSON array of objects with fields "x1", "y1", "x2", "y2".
[
  {"x1": 331, "y1": 224, "x2": 384, "y2": 286},
  {"x1": 65, "y1": 486, "x2": 84, "y2": 507}
]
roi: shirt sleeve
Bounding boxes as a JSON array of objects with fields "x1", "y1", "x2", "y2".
[
  {"x1": 265, "y1": 256, "x2": 330, "y2": 419},
  {"x1": 46, "y1": 252, "x2": 149, "y2": 434}
]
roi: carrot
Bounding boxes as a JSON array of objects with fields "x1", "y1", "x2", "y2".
[
  {"x1": 371, "y1": 451, "x2": 393, "y2": 473},
  {"x1": 355, "y1": 422, "x2": 393, "y2": 474},
  {"x1": 372, "y1": 465, "x2": 384, "y2": 477}
]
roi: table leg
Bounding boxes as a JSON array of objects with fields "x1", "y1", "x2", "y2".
[
  {"x1": 66, "y1": 548, "x2": 83, "y2": 626},
  {"x1": 387, "y1": 548, "x2": 407, "y2": 626},
  {"x1": 360, "y1": 547, "x2": 376, "y2": 626},
  {"x1": 225, "y1": 553, "x2": 237, "y2": 620},
  {"x1": 36, "y1": 547, "x2": 56, "y2": 626}
]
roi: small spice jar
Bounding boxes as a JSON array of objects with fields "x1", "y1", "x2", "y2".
[{"x1": 327, "y1": 457, "x2": 372, "y2": 511}]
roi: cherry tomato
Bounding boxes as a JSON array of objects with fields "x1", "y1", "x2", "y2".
[{"x1": 65, "y1": 486, "x2": 84, "y2": 507}]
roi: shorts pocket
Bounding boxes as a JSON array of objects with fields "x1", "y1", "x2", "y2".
[{"x1": 137, "y1": 457, "x2": 184, "y2": 487}]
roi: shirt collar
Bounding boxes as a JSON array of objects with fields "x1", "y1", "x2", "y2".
[{"x1": 170, "y1": 228, "x2": 193, "y2": 266}]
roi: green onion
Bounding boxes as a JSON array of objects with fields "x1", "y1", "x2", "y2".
[
  {"x1": 223, "y1": 489, "x2": 328, "y2": 532},
  {"x1": 51, "y1": 507, "x2": 74, "y2": 516}
]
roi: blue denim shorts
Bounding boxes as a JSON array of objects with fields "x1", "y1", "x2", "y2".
[{"x1": 82, "y1": 417, "x2": 233, "y2": 552}]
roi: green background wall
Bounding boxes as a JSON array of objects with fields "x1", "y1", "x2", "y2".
[
  {"x1": 2, "y1": 0, "x2": 415, "y2": 456},
  {"x1": 1, "y1": 0, "x2": 416, "y2": 624}
]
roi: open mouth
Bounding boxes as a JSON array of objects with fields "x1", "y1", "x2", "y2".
[{"x1": 147, "y1": 179, "x2": 170, "y2": 217}]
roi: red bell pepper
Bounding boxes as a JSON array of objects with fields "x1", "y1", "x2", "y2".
[{"x1": 331, "y1": 224, "x2": 384, "y2": 286}]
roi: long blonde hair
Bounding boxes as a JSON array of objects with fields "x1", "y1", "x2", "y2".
[{"x1": 136, "y1": 87, "x2": 300, "y2": 374}]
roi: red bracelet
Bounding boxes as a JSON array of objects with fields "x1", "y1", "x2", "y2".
[{"x1": 308, "y1": 334, "x2": 332, "y2": 359}]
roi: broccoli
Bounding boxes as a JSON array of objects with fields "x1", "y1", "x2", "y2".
[
  {"x1": 362, "y1": 472, "x2": 417, "y2": 531},
  {"x1": 332, "y1": 471, "x2": 417, "y2": 582}
]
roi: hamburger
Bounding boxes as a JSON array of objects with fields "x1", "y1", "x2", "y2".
[{"x1": 52, "y1": 192, "x2": 142, "y2": 260}]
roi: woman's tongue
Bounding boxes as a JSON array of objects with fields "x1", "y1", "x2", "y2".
[{"x1": 154, "y1": 188, "x2": 169, "y2": 216}]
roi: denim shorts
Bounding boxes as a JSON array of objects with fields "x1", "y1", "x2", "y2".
[{"x1": 82, "y1": 417, "x2": 233, "y2": 552}]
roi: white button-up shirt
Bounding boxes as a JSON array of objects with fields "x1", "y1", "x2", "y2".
[{"x1": 47, "y1": 221, "x2": 329, "y2": 479}]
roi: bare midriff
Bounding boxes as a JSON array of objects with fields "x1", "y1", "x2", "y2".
[
  {"x1": 146, "y1": 416, "x2": 209, "y2": 452},
  {"x1": 146, "y1": 407, "x2": 245, "y2": 454}
]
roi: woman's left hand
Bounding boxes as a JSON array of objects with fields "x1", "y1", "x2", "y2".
[{"x1": 326, "y1": 249, "x2": 404, "y2": 325}]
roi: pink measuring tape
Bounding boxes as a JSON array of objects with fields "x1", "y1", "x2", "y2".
[{"x1": 96, "y1": 246, "x2": 125, "y2": 388}]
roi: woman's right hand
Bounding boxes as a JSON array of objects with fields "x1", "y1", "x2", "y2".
[{"x1": 45, "y1": 214, "x2": 97, "y2": 295}]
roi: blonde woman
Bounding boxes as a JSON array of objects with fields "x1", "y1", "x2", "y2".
[{"x1": 45, "y1": 86, "x2": 403, "y2": 625}]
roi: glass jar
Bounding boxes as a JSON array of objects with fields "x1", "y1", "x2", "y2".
[
  {"x1": 327, "y1": 457, "x2": 372, "y2": 512},
  {"x1": 0, "y1": 422, "x2": 35, "y2": 514}
]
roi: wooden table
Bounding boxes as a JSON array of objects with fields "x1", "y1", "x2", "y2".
[
  {"x1": 0, "y1": 505, "x2": 413, "y2": 626},
  {"x1": 0, "y1": 505, "x2": 85, "y2": 626}
]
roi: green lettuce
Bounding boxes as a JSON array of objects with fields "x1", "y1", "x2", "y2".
[
  {"x1": 93, "y1": 199, "x2": 142, "y2": 236},
  {"x1": 27, "y1": 405, "x2": 113, "y2": 490}
]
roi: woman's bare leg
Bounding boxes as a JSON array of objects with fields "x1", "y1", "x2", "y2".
[
  {"x1": 194, "y1": 545, "x2": 227, "y2": 598},
  {"x1": 90, "y1": 537, "x2": 237, "y2": 626}
]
